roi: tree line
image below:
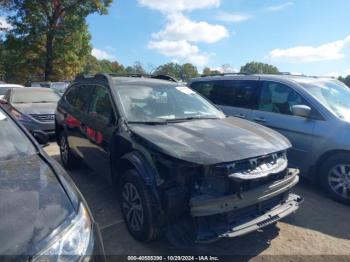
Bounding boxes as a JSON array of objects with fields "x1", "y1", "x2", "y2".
[{"x1": 0, "y1": 1, "x2": 349, "y2": 87}]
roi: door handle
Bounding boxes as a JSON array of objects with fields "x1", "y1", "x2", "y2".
[
  {"x1": 234, "y1": 114, "x2": 246, "y2": 119},
  {"x1": 254, "y1": 117, "x2": 266, "y2": 123},
  {"x1": 80, "y1": 122, "x2": 87, "y2": 132}
]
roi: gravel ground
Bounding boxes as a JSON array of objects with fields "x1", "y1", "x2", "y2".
[{"x1": 45, "y1": 143, "x2": 350, "y2": 261}]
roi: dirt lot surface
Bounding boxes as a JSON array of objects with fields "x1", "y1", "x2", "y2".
[{"x1": 45, "y1": 143, "x2": 350, "y2": 261}]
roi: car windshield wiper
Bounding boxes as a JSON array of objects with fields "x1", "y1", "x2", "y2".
[
  {"x1": 165, "y1": 116, "x2": 219, "y2": 122},
  {"x1": 127, "y1": 120, "x2": 168, "y2": 125}
]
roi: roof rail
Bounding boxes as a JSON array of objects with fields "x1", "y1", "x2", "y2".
[
  {"x1": 200, "y1": 72, "x2": 249, "y2": 77},
  {"x1": 74, "y1": 73, "x2": 179, "y2": 83},
  {"x1": 278, "y1": 72, "x2": 306, "y2": 76},
  {"x1": 74, "y1": 74, "x2": 96, "y2": 81},
  {"x1": 108, "y1": 73, "x2": 178, "y2": 82}
]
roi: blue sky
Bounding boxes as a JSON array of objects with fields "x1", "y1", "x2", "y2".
[{"x1": 87, "y1": 0, "x2": 350, "y2": 76}]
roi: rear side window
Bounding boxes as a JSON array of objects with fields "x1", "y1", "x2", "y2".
[
  {"x1": 65, "y1": 85, "x2": 79, "y2": 106},
  {"x1": 65, "y1": 85, "x2": 94, "y2": 112},
  {"x1": 191, "y1": 80, "x2": 258, "y2": 109},
  {"x1": 89, "y1": 85, "x2": 113, "y2": 123}
]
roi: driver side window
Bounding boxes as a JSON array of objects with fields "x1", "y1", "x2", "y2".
[
  {"x1": 258, "y1": 81, "x2": 309, "y2": 116},
  {"x1": 89, "y1": 85, "x2": 114, "y2": 124}
]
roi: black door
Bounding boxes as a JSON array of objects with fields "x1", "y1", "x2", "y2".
[
  {"x1": 63, "y1": 84, "x2": 94, "y2": 158},
  {"x1": 83, "y1": 84, "x2": 116, "y2": 180}
]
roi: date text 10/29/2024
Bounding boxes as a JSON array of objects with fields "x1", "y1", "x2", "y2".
[{"x1": 127, "y1": 256, "x2": 220, "y2": 261}]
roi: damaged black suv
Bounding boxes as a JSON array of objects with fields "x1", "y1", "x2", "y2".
[{"x1": 55, "y1": 74, "x2": 302, "y2": 243}]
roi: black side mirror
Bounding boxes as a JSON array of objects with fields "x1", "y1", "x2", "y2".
[{"x1": 32, "y1": 130, "x2": 49, "y2": 147}]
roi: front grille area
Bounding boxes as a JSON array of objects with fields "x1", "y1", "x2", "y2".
[
  {"x1": 196, "y1": 152, "x2": 288, "y2": 197},
  {"x1": 30, "y1": 114, "x2": 55, "y2": 122}
]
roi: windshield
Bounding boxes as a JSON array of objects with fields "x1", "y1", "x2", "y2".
[
  {"x1": 51, "y1": 82, "x2": 69, "y2": 93},
  {"x1": 12, "y1": 89, "x2": 60, "y2": 104},
  {"x1": 0, "y1": 87, "x2": 10, "y2": 95},
  {"x1": 299, "y1": 80, "x2": 350, "y2": 121},
  {"x1": 0, "y1": 108, "x2": 36, "y2": 160},
  {"x1": 116, "y1": 84, "x2": 225, "y2": 123}
]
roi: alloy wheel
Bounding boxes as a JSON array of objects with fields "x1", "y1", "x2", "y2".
[
  {"x1": 122, "y1": 182, "x2": 144, "y2": 232},
  {"x1": 328, "y1": 164, "x2": 350, "y2": 200},
  {"x1": 60, "y1": 135, "x2": 69, "y2": 164}
]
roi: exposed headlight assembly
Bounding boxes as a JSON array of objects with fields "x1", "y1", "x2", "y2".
[{"x1": 32, "y1": 203, "x2": 92, "y2": 262}]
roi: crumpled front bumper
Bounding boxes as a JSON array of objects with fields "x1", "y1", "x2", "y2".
[
  {"x1": 190, "y1": 168, "x2": 302, "y2": 243},
  {"x1": 216, "y1": 193, "x2": 302, "y2": 240}
]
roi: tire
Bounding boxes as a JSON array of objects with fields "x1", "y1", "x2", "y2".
[
  {"x1": 320, "y1": 153, "x2": 350, "y2": 205},
  {"x1": 59, "y1": 132, "x2": 80, "y2": 170},
  {"x1": 119, "y1": 169, "x2": 162, "y2": 242}
]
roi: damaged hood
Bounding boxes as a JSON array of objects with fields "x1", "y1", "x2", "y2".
[
  {"x1": 129, "y1": 117, "x2": 291, "y2": 165},
  {"x1": 0, "y1": 154, "x2": 74, "y2": 255}
]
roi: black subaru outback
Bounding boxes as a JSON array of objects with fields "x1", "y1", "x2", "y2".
[{"x1": 55, "y1": 74, "x2": 302, "y2": 243}]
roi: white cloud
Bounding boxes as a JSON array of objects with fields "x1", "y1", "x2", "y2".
[
  {"x1": 344, "y1": 69, "x2": 350, "y2": 76},
  {"x1": 216, "y1": 12, "x2": 251, "y2": 23},
  {"x1": 138, "y1": 0, "x2": 220, "y2": 13},
  {"x1": 148, "y1": 40, "x2": 199, "y2": 58},
  {"x1": 141, "y1": 1, "x2": 228, "y2": 67},
  {"x1": 268, "y1": 35, "x2": 350, "y2": 63},
  {"x1": 153, "y1": 13, "x2": 228, "y2": 44},
  {"x1": 0, "y1": 16, "x2": 11, "y2": 30},
  {"x1": 267, "y1": 2, "x2": 294, "y2": 11},
  {"x1": 91, "y1": 48, "x2": 115, "y2": 60},
  {"x1": 148, "y1": 40, "x2": 209, "y2": 66},
  {"x1": 187, "y1": 54, "x2": 210, "y2": 67},
  {"x1": 324, "y1": 72, "x2": 341, "y2": 78}
]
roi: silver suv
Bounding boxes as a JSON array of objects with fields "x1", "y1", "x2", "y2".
[{"x1": 189, "y1": 74, "x2": 350, "y2": 204}]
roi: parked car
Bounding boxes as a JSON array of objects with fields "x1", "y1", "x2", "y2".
[
  {"x1": 188, "y1": 74, "x2": 350, "y2": 204},
  {"x1": 51, "y1": 81, "x2": 70, "y2": 96},
  {"x1": 29, "y1": 81, "x2": 70, "y2": 96},
  {"x1": 3, "y1": 87, "x2": 60, "y2": 135},
  {"x1": 0, "y1": 104, "x2": 104, "y2": 259},
  {"x1": 55, "y1": 73, "x2": 301, "y2": 243},
  {"x1": 0, "y1": 83, "x2": 24, "y2": 99}
]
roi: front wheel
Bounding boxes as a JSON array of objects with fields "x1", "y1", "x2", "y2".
[
  {"x1": 119, "y1": 170, "x2": 162, "y2": 242},
  {"x1": 320, "y1": 153, "x2": 350, "y2": 205}
]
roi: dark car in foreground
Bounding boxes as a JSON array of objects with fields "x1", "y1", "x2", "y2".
[
  {"x1": 2, "y1": 87, "x2": 60, "y2": 135},
  {"x1": 188, "y1": 74, "x2": 350, "y2": 204},
  {"x1": 55, "y1": 74, "x2": 302, "y2": 243},
  {"x1": 0, "y1": 104, "x2": 104, "y2": 260}
]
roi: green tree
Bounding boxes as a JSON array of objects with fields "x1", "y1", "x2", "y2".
[
  {"x1": 338, "y1": 76, "x2": 350, "y2": 87},
  {"x1": 2, "y1": 0, "x2": 112, "y2": 81},
  {"x1": 240, "y1": 61, "x2": 279, "y2": 74},
  {"x1": 82, "y1": 55, "x2": 101, "y2": 75},
  {"x1": 125, "y1": 61, "x2": 146, "y2": 74},
  {"x1": 154, "y1": 62, "x2": 182, "y2": 79},
  {"x1": 180, "y1": 63, "x2": 199, "y2": 81},
  {"x1": 154, "y1": 62, "x2": 198, "y2": 81},
  {"x1": 202, "y1": 67, "x2": 221, "y2": 76}
]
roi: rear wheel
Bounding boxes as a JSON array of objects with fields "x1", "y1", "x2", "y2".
[
  {"x1": 59, "y1": 132, "x2": 80, "y2": 170},
  {"x1": 320, "y1": 153, "x2": 350, "y2": 205},
  {"x1": 119, "y1": 170, "x2": 162, "y2": 242}
]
